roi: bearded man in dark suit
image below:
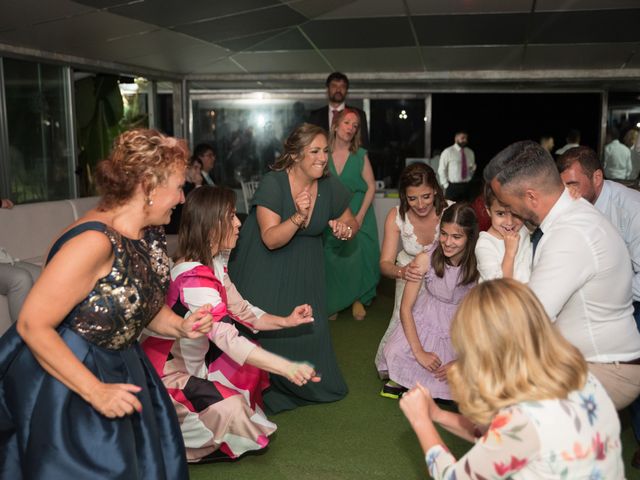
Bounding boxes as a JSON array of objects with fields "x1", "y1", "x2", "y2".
[{"x1": 308, "y1": 72, "x2": 369, "y2": 148}]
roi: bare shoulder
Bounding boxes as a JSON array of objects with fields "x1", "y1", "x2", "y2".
[
  {"x1": 385, "y1": 206, "x2": 399, "y2": 225},
  {"x1": 47, "y1": 227, "x2": 114, "y2": 273}
]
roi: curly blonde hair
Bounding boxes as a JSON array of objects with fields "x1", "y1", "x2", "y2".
[
  {"x1": 448, "y1": 279, "x2": 587, "y2": 426},
  {"x1": 95, "y1": 128, "x2": 189, "y2": 210}
]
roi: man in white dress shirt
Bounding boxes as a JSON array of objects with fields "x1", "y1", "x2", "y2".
[
  {"x1": 438, "y1": 130, "x2": 475, "y2": 201},
  {"x1": 484, "y1": 140, "x2": 640, "y2": 412},
  {"x1": 603, "y1": 129, "x2": 632, "y2": 180}
]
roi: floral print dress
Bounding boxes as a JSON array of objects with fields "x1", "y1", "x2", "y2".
[{"x1": 426, "y1": 374, "x2": 624, "y2": 479}]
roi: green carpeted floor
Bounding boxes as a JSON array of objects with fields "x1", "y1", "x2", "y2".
[{"x1": 190, "y1": 278, "x2": 640, "y2": 480}]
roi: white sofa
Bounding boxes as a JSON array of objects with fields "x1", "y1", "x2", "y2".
[{"x1": 0, "y1": 197, "x2": 99, "y2": 334}]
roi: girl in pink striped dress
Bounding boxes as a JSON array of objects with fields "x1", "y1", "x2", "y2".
[{"x1": 142, "y1": 186, "x2": 319, "y2": 463}]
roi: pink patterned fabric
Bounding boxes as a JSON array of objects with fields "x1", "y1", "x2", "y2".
[{"x1": 141, "y1": 262, "x2": 274, "y2": 462}]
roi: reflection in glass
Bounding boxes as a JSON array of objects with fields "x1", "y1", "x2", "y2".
[
  {"x1": 4, "y1": 58, "x2": 74, "y2": 203},
  {"x1": 370, "y1": 99, "x2": 425, "y2": 188},
  {"x1": 191, "y1": 98, "x2": 324, "y2": 186},
  {"x1": 74, "y1": 73, "x2": 150, "y2": 196},
  {"x1": 607, "y1": 92, "x2": 640, "y2": 182}
]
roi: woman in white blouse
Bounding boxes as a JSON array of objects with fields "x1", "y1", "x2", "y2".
[{"x1": 400, "y1": 279, "x2": 624, "y2": 479}]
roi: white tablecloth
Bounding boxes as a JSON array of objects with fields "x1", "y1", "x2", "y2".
[{"x1": 373, "y1": 192, "x2": 399, "y2": 249}]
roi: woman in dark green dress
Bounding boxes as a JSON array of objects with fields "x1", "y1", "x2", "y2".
[
  {"x1": 324, "y1": 108, "x2": 380, "y2": 321},
  {"x1": 229, "y1": 123, "x2": 359, "y2": 413}
]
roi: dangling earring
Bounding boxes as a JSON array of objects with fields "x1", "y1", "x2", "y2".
[{"x1": 146, "y1": 197, "x2": 153, "y2": 206}]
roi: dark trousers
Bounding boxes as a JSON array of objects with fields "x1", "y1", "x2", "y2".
[{"x1": 445, "y1": 182, "x2": 470, "y2": 202}]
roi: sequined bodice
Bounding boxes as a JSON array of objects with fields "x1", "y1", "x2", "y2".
[{"x1": 50, "y1": 222, "x2": 170, "y2": 350}]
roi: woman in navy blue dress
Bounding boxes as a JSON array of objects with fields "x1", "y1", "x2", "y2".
[{"x1": 0, "y1": 129, "x2": 213, "y2": 479}]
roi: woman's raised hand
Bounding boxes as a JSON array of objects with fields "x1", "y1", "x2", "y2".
[
  {"x1": 87, "y1": 382, "x2": 143, "y2": 418},
  {"x1": 503, "y1": 229, "x2": 520, "y2": 257},
  {"x1": 294, "y1": 186, "x2": 312, "y2": 218},
  {"x1": 182, "y1": 303, "x2": 214, "y2": 338},
  {"x1": 399, "y1": 382, "x2": 438, "y2": 426},
  {"x1": 285, "y1": 304, "x2": 314, "y2": 327}
]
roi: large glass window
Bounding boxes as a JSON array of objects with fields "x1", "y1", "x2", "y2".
[
  {"x1": 607, "y1": 91, "x2": 640, "y2": 182},
  {"x1": 370, "y1": 99, "x2": 426, "y2": 188},
  {"x1": 191, "y1": 94, "x2": 426, "y2": 188},
  {"x1": 4, "y1": 58, "x2": 74, "y2": 203},
  {"x1": 191, "y1": 95, "x2": 325, "y2": 187},
  {"x1": 74, "y1": 73, "x2": 150, "y2": 196},
  {"x1": 156, "y1": 81, "x2": 175, "y2": 136}
]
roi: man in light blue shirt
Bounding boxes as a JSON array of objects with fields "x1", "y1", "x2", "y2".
[
  {"x1": 557, "y1": 145, "x2": 640, "y2": 468},
  {"x1": 557, "y1": 146, "x2": 640, "y2": 319}
]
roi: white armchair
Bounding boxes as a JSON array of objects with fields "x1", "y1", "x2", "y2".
[{"x1": 240, "y1": 180, "x2": 260, "y2": 213}]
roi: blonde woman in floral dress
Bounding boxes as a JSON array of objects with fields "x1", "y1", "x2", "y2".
[{"x1": 400, "y1": 279, "x2": 624, "y2": 479}]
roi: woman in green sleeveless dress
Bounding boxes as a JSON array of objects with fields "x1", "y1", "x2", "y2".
[
  {"x1": 228, "y1": 123, "x2": 359, "y2": 413},
  {"x1": 324, "y1": 108, "x2": 380, "y2": 321}
]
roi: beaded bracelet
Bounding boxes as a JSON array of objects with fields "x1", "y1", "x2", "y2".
[{"x1": 289, "y1": 213, "x2": 306, "y2": 229}]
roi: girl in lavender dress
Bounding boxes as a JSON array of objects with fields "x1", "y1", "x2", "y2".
[{"x1": 380, "y1": 202, "x2": 478, "y2": 400}]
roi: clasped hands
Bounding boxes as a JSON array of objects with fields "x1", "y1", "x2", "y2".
[
  {"x1": 415, "y1": 349, "x2": 453, "y2": 382},
  {"x1": 328, "y1": 219, "x2": 352, "y2": 240}
]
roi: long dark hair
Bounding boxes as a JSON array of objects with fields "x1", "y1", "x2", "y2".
[
  {"x1": 431, "y1": 202, "x2": 479, "y2": 285},
  {"x1": 398, "y1": 163, "x2": 445, "y2": 221},
  {"x1": 174, "y1": 186, "x2": 236, "y2": 265}
]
